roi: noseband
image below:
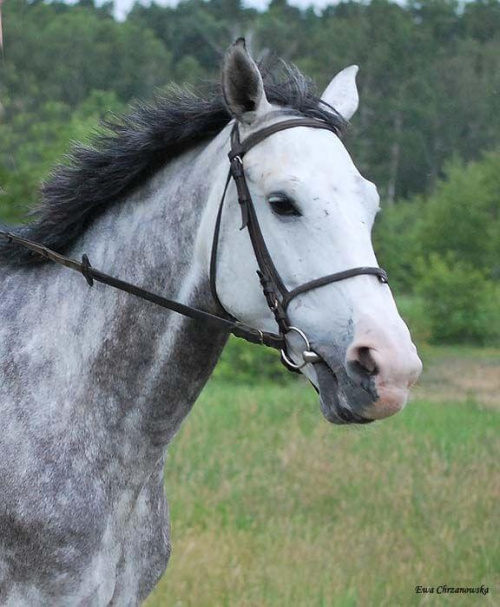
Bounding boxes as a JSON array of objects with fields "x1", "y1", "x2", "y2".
[
  {"x1": 0, "y1": 116, "x2": 387, "y2": 373},
  {"x1": 210, "y1": 117, "x2": 388, "y2": 370}
]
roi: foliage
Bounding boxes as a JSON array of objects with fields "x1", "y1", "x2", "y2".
[
  {"x1": 3, "y1": 0, "x2": 500, "y2": 205},
  {"x1": 417, "y1": 153, "x2": 500, "y2": 278},
  {"x1": 1, "y1": 1, "x2": 171, "y2": 109},
  {"x1": 0, "y1": 91, "x2": 124, "y2": 223},
  {"x1": 374, "y1": 151, "x2": 500, "y2": 346},
  {"x1": 415, "y1": 253, "x2": 500, "y2": 345},
  {"x1": 213, "y1": 337, "x2": 291, "y2": 384},
  {"x1": 393, "y1": 294, "x2": 432, "y2": 348}
]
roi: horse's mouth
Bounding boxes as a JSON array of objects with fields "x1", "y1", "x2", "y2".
[{"x1": 313, "y1": 361, "x2": 374, "y2": 425}]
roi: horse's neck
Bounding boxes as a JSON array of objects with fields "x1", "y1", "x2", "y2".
[{"x1": 2, "y1": 136, "x2": 230, "y2": 467}]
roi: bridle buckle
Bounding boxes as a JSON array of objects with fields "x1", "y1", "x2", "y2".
[{"x1": 230, "y1": 155, "x2": 244, "y2": 178}]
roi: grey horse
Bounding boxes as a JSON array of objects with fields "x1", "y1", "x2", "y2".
[{"x1": 0, "y1": 41, "x2": 421, "y2": 604}]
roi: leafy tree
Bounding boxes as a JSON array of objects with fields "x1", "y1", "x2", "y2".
[
  {"x1": 2, "y1": 0, "x2": 172, "y2": 109},
  {"x1": 415, "y1": 253, "x2": 499, "y2": 345},
  {"x1": 0, "y1": 92, "x2": 124, "y2": 223},
  {"x1": 417, "y1": 153, "x2": 500, "y2": 277}
]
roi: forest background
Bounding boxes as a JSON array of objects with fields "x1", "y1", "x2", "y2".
[{"x1": 1, "y1": 0, "x2": 499, "y2": 367}]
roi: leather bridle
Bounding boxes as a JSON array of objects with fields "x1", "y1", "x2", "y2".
[
  {"x1": 210, "y1": 117, "x2": 388, "y2": 370},
  {"x1": 0, "y1": 116, "x2": 388, "y2": 373}
]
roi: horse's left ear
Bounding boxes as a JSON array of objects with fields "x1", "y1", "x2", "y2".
[
  {"x1": 222, "y1": 38, "x2": 271, "y2": 124},
  {"x1": 320, "y1": 65, "x2": 359, "y2": 121}
]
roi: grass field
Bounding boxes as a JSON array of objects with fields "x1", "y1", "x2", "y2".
[{"x1": 146, "y1": 347, "x2": 499, "y2": 606}]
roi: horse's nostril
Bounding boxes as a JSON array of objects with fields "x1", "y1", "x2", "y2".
[
  {"x1": 356, "y1": 346, "x2": 378, "y2": 375},
  {"x1": 346, "y1": 346, "x2": 379, "y2": 390}
]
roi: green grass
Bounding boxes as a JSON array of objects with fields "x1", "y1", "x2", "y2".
[{"x1": 146, "y1": 376, "x2": 499, "y2": 606}]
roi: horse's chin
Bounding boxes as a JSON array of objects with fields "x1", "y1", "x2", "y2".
[{"x1": 314, "y1": 362, "x2": 375, "y2": 425}]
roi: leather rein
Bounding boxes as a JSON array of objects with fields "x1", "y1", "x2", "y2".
[{"x1": 0, "y1": 117, "x2": 387, "y2": 371}]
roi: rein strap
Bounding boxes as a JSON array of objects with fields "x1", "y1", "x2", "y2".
[{"x1": 0, "y1": 231, "x2": 285, "y2": 351}]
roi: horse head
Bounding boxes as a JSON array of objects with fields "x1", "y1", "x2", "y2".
[{"x1": 210, "y1": 40, "x2": 422, "y2": 424}]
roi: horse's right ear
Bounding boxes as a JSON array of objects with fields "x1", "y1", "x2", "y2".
[{"x1": 222, "y1": 39, "x2": 271, "y2": 125}]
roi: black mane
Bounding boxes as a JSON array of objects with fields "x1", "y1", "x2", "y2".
[{"x1": 0, "y1": 63, "x2": 345, "y2": 266}]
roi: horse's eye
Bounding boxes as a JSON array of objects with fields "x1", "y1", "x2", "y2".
[{"x1": 268, "y1": 194, "x2": 301, "y2": 217}]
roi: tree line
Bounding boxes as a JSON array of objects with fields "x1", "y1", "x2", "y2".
[{"x1": 3, "y1": 0, "x2": 500, "y2": 203}]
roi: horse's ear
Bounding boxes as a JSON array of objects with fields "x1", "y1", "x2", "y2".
[
  {"x1": 222, "y1": 39, "x2": 271, "y2": 124},
  {"x1": 320, "y1": 65, "x2": 359, "y2": 121}
]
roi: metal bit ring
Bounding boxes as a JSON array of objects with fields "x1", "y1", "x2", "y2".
[{"x1": 280, "y1": 326, "x2": 321, "y2": 370}]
